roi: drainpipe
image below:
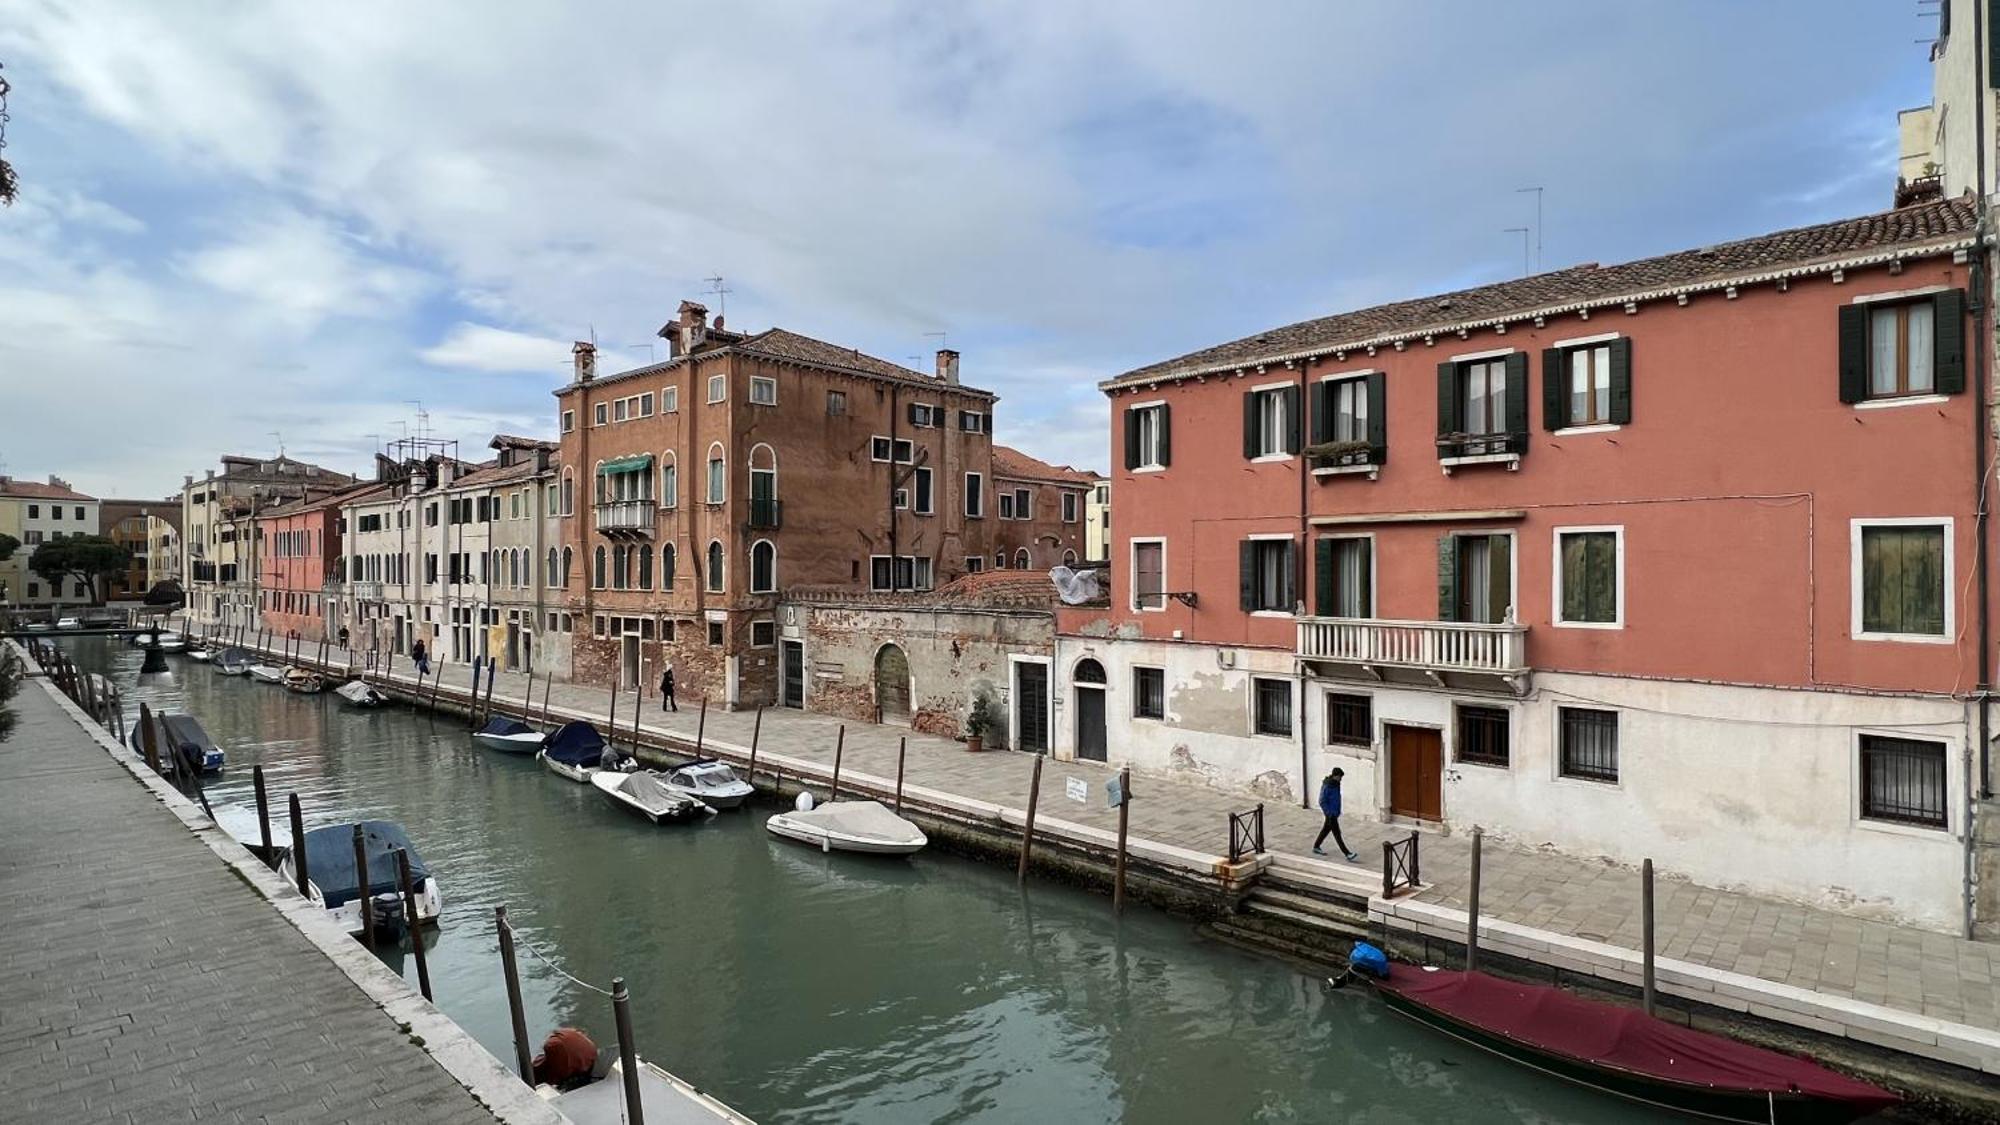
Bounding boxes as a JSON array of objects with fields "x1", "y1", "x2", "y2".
[
  {"x1": 889, "y1": 383, "x2": 902, "y2": 575},
  {"x1": 1296, "y1": 360, "x2": 1313, "y2": 810},
  {"x1": 1969, "y1": 0, "x2": 1992, "y2": 941}
]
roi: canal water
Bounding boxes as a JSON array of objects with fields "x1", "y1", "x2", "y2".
[{"x1": 70, "y1": 636, "x2": 1670, "y2": 1124}]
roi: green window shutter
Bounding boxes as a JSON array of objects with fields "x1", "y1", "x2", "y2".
[
  {"x1": 1242, "y1": 391, "x2": 1259, "y2": 459},
  {"x1": 1283, "y1": 384, "x2": 1303, "y2": 454},
  {"x1": 1608, "y1": 337, "x2": 1633, "y2": 424},
  {"x1": 1365, "y1": 371, "x2": 1388, "y2": 463},
  {"x1": 1123, "y1": 408, "x2": 1139, "y2": 470},
  {"x1": 1990, "y1": 0, "x2": 2000, "y2": 87},
  {"x1": 1309, "y1": 380, "x2": 1329, "y2": 445},
  {"x1": 1437, "y1": 534, "x2": 1459, "y2": 621},
  {"x1": 1436, "y1": 362, "x2": 1459, "y2": 439},
  {"x1": 1314, "y1": 537, "x2": 1334, "y2": 617},
  {"x1": 1239, "y1": 540, "x2": 1256, "y2": 612},
  {"x1": 1503, "y1": 353, "x2": 1529, "y2": 452},
  {"x1": 1934, "y1": 288, "x2": 1967, "y2": 395},
  {"x1": 1542, "y1": 348, "x2": 1567, "y2": 430},
  {"x1": 1489, "y1": 533, "x2": 1513, "y2": 622},
  {"x1": 1559, "y1": 533, "x2": 1585, "y2": 623},
  {"x1": 1157, "y1": 404, "x2": 1172, "y2": 466},
  {"x1": 1837, "y1": 304, "x2": 1869, "y2": 403},
  {"x1": 1282, "y1": 540, "x2": 1298, "y2": 610}
]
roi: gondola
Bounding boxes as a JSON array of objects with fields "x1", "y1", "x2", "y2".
[{"x1": 1372, "y1": 966, "x2": 1899, "y2": 1124}]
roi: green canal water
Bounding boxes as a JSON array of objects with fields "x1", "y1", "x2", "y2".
[{"x1": 70, "y1": 636, "x2": 1671, "y2": 1124}]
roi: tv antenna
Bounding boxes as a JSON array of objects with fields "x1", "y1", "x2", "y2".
[
  {"x1": 1504, "y1": 228, "x2": 1530, "y2": 279},
  {"x1": 704, "y1": 276, "x2": 733, "y2": 319},
  {"x1": 269, "y1": 430, "x2": 285, "y2": 457},
  {"x1": 404, "y1": 399, "x2": 430, "y2": 441},
  {"x1": 1516, "y1": 186, "x2": 1543, "y2": 273}
]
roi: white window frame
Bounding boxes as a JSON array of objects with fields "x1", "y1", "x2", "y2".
[
  {"x1": 594, "y1": 402, "x2": 608, "y2": 426},
  {"x1": 1245, "y1": 531, "x2": 1299, "y2": 618},
  {"x1": 913, "y1": 466, "x2": 934, "y2": 515},
  {"x1": 1850, "y1": 517, "x2": 1954, "y2": 644},
  {"x1": 964, "y1": 472, "x2": 984, "y2": 518},
  {"x1": 705, "y1": 443, "x2": 727, "y2": 505},
  {"x1": 707, "y1": 373, "x2": 727, "y2": 403},
  {"x1": 749, "y1": 376, "x2": 778, "y2": 406},
  {"x1": 1851, "y1": 728, "x2": 1957, "y2": 837},
  {"x1": 911, "y1": 403, "x2": 939, "y2": 428},
  {"x1": 870, "y1": 437, "x2": 892, "y2": 463},
  {"x1": 1248, "y1": 675, "x2": 1296, "y2": 739},
  {"x1": 1130, "y1": 537, "x2": 1167, "y2": 613},
  {"x1": 1318, "y1": 532, "x2": 1377, "y2": 619},
  {"x1": 1248, "y1": 380, "x2": 1296, "y2": 462},
  {"x1": 561, "y1": 409, "x2": 575, "y2": 434},
  {"x1": 1061, "y1": 492, "x2": 1079, "y2": 523},
  {"x1": 1551, "y1": 524, "x2": 1625, "y2": 630},
  {"x1": 1128, "y1": 399, "x2": 1167, "y2": 472},
  {"x1": 662, "y1": 385, "x2": 679, "y2": 412}
]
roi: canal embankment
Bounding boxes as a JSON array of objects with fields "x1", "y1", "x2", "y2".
[
  {"x1": 220, "y1": 634, "x2": 2000, "y2": 1118},
  {"x1": 0, "y1": 641, "x2": 561, "y2": 1125}
]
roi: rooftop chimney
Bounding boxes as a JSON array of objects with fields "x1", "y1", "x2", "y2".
[
  {"x1": 47, "y1": 474, "x2": 71, "y2": 490},
  {"x1": 572, "y1": 341, "x2": 597, "y2": 383},
  {"x1": 936, "y1": 349, "x2": 960, "y2": 385}
]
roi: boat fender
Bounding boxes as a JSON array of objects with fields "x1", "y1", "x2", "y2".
[
  {"x1": 795, "y1": 791, "x2": 816, "y2": 813},
  {"x1": 822, "y1": 834, "x2": 830, "y2": 854},
  {"x1": 1348, "y1": 942, "x2": 1390, "y2": 979}
]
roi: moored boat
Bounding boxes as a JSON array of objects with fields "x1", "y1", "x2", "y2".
[
  {"x1": 590, "y1": 769, "x2": 709, "y2": 823},
  {"x1": 765, "y1": 793, "x2": 926, "y2": 856},
  {"x1": 661, "y1": 759, "x2": 754, "y2": 810},
  {"x1": 282, "y1": 666, "x2": 326, "y2": 693},
  {"x1": 128, "y1": 712, "x2": 226, "y2": 774},
  {"x1": 185, "y1": 643, "x2": 214, "y2": 662},
  {"x1": 248, "y1": 664, "x2": 285, "y2": 684},
  {"x1": 1371, "y1": 966, "x2": 1899, "y2": 1124},
  {"x1": 537, "y1": 1048, "x2": 755, "y2": 1124},
  {"x1": 333, "y1": 679, "x2": 389, "y2": 708},
  {"x1": 473, "y1": 716, "x2": 545, "y2": 754},
  {"x1": 276, "y1": 820, "x2": 442, "y2": 937},
  {"x1": 214, "y1": 648, "x2": 253, "y2": 675},
  {"x1": 537, "y1": 721, "x2": 629, "y2": 783}
]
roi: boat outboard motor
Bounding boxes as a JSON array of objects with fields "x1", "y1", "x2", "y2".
[{"x1": 368, "y1": 891, "x2": 409, "y2": 939}]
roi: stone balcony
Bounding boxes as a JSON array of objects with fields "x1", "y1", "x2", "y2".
[
  {"x1": 594, "y1": 500, "x2": 655, "y2": 536},
  {"x1": 1297, "y1": 616, "x2": 1528, "y2": 693}
]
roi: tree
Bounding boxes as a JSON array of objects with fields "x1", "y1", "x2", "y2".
[
  {"x1": 0, "y1": 533, "x2": 17, "y2": 562},
  {"x1": 29, "y1": 535, "x2": 130, "y2": 606}
]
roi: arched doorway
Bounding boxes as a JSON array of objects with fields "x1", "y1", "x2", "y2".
[
  {"x1": 1074, "y1": 658, "x2": 1107, "y2": 761},
  {"x1": 875, "y1": 644, "x2": 912, "y2": 724}
]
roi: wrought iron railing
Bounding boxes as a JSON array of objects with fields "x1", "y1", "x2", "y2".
[
  {"x1": 1382, "y1": 831, "x2": 1421, "y2": 898},
  {"x1": 1227, "y1": 803, "x2": 1266, "y2": 863}
]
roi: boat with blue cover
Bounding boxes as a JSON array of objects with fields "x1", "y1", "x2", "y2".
[
  {"x1": 128, "y1": 713, "x2": 225, "y2": 774},
  {"x1": 276, "y1": 820, "x2": 442, "y2": 937},
  {"x1": 537, "y1": 721, "x2": 631, "y2": 783},
  {"x1": 473, "y1": 715, "x2": 545, "y2": 754}
]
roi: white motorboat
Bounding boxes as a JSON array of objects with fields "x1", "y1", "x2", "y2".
[
  {"x1": 538, "y1": 1052, "x2": 754, "y2": 1124},
  {"x1": 276, "y1": 820, "x2": 442, "y2": 937},
  {"x1": 661, "y1": 759, "x2": 754, "y2": 810},
  {"x1": 249, "y1": 664, "x2": 286, "y2": 684},
  {"x1": 214, "y1": 648, "x2": 253, "y2": 676},
  {"x1": 473, "y1": 716, "x2": 545, "y2": 754},
  {"x1": 185, "y1": 645, "x2": 214, "y2": 663},
  {"x1": 334, "y1": 679, "x2": 388, "y2": 708},
  {"x1": 21, "y1": 621, "x2": 52, "y2": 632},
  {"x1": 55, "y1": 616, "x2": 81, "y2": 630},
  {"x1": 537, "y1": 721, "x2": 634, "y2": 783},
  {"x1": 765, "y1": 793, "x2": 926, "y2": 856},
  {"x1": 591, "y1": 769, "x2": 709, "y2": 823}
]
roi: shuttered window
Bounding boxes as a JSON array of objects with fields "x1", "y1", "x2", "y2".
[
  {"x1": 1439, "y1": 353, "x2": 1529, "y2": 457},
  {"x1": 1239, "y1": 539, "x2": 1296, "y2": 613},
  {"x1": 1124, "y1": 404, "x2": 1171, "y2": 469},
  {"x1": 1859, "y1": 523, "x2": 1947, "y2": 637},
  {"x1": 1133, "y1": 541, "x2": 1165, "y2": 610},
  {"x1": 1314, "y1": 537, "x2": 1372, "y2": 618},
  {"x1": 1242, "y1": 386, "x2": 1301, "y2": 459},
  {"x1": 1309, "y1": 372, "x2": 1388, "y2": 467},
  {"x1": 1839, "y1": 290, "x2": 1965, "y2": 403},
  {"x1": 1438, "y1": 533, "x2": 1512, "y2": 623},
  {"x1": 1557, "y1": 529, "x2": 1620, "y2": 626}
]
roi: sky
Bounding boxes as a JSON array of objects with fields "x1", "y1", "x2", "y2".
[{"x1": 0, "y1": 1, "x2": 1940, "y2": 498}]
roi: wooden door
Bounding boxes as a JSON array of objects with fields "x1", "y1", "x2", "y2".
[
  {"x1": 1387, "y1": 725, "x2": 1443, "y2": 821},
  {"x1": 1076, "y1": 687, "x2": 1107, "y2": 761},
  {"x1": 1015, "y1": 662, "x2": 1049, "y2": 753},
  {"x1": 782, "y1": 641, "x2": 805, "y2": 709}
]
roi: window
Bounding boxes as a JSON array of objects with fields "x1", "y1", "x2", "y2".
[
  {"x1": 958, "y1": 410, "x2": 988, "y2": 433},
  {"x1": 1322, "y1": 377, "x2": 1370, "y2": 443},
  {"x1": 707, "y1": 620, "x2": 724, "y2": 646},
  {"x1": 1061, "y1": 492, "x2": 1078, "y2": 523},
  {"x1": 707, "y1": 373, "x2": 726, "y2": 403},
  {"x1": 995, "y1": 551, "x2": 1006, "y2": 569},
  {"x1": 869, "y1": 437, "x2": 915, "y2": 464},
  {"x1": 1252, "y1": 678, "x2": 1293, "y2": 737},
  {"x1": 595, "y1": 402, "x2": 609, "y2": 426},
  {"x1": 827, "y1": 390, "x2": 847, "y2": 415},
  {"x1": 50, "y1": 507, "x2": 61, "y2": 521},
  {"x1": 964, "y1": 472, "x2": 984, "y2": 518},
  {"x1": 1134, "y1": 667, "x2": 1165, "y2": 719},
  {"x1": 750, "y1": 376, "x2": 777, "y2": 406},
  {"x1": 871, "y1": 556, "x2": 894, "y2": 590},
  {"x1": 561, "y1": 410, "x2": 575, "y2": 433},
  {"x1": 1132, "y1": 540, "x2": 1165, "y2": 611},
  {"x1": 547, "y1": 548, "x2": 559, "y2": 588},
  {"x1": 594, "y1": 614, "x2": 608, "y2": 638},
  {"x1": 1012, "y1": 488, "x2": 1031, "y2": 519},
  {"x1": 1871, "y1": 301, "x2": 1936, "y2": 398},
  {"x1": 964, "y1": 555, "x2": 984, "y2": 573},
  {"x1": 1326, "y1": 693, "x2": 1371, "y2": 746},
  {"x1": 22, "y1": 530, "x2": 41, "y2": 545},
  {"x1": 706, "y1": 541, "x2": 724, "y2": 592},
  {"x1": 661, "y1": 457, "x2": 678, "y2": 508},
  {"x1": 871, "y1": 437, "x2": 892, "y2": 462},
  {"x1": 868, "y1": 555, "x2": 931, "y2": 591},
  {"x1": 561, "y1": 474, "x2": 575, "y2": 515},
  {"x1": 26, "y1": 504, "x2": 37, "y2": 518},
  {"x1": 613, "y1": 398, "x2": 628, "y2": 422},
  {"x1": 1457, "y1": 705, "x2": 1510, "y2": 767},
  {"x1": 561, "y1": 547, "x2": 573, "y2": 587},
  {"x1": 909, "y1": 403, "x2": 939, "y2": 428},
  {"x1": 1555, "y1": 528, "x2": 1622, "y2": 627},
  {"x1": 1859, "y1": 734, "x2": 1948, "y2": 828},
  {"x1": 1314, "y1": 537, "x2": 1372, "y2": 618},
  {"x1": 593, "y1": 546, "x2": 607, "y2": 588},
  {"x1": 1243, "y1": 385, "x2": 1299, "y2": 459},
  {"x1": 1124, "y1": 403, "x2": 1170, "y2": 470},
  {"x1": 1240, "y1": 538, "x2": 1295, "y2": 613},
  {"x1": 751, "y1": 620, "x2": 776, "y2": 647},
  {"x1": 894, "y1": 489, "x2": 910, "y2": 510},
  {"x1": 1565, "y1": 343, "x2": 1617, "y2": 426},
  {"x1": 1440, "y1": 532, "x2": 1512, "y2": 624},
  {"x1": 1013, "y1": 549, "x2": 1029, "y2": 570},
  {"x1": 913, "y1": 467, "x2": 933, "y2": 515},
  {"x1": 1856, "y1": 521, "x2": 1948, "y2": 639},
  {"x1": 1559, "y1": 707, "x2": 1619, "y2": 782},
  {"x1": 1439, "y1": 353, "x2": 1527, "y2": 457},
  {"x1": 662, "y1": 544, "x2": 676, "y2": 584},
  {"x1": 751, "y1": 540, "x2": 776, "y2": 593},
  {"x1": 639, "y1": 392, "x2": 654, "y2": 417},
  {"x1": 706, "y1": 449, "x2": 726, "y2": 503},
  {"x1": 997, "y1": 492, "x2": 1015, "y2": 520},
  {"x1": 638, "y1": 543, "x2": 653, "y2": 589}
]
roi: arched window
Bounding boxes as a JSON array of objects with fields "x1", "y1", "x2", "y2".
[
  {"x1": 593, "y1": 545, "x2": 607, "y2": 589},
  {"x1": 491, "y1": 549, "x2": 501, "y2": 584},
  {"x1": 562, "y1": 546, "x2": 574, "y2": 587},
  {"x1": 548, "y1": 547, "x2": 559, "y2": 587},
  {"x1": 612, "y1": 545, "x2": 629, "y2": 589},
  {"x1": 560, "y1": 472, "x2": 575, "y2": 515},
  {"x1": 547, "y1": 482, "x2": 558, "y2": 517},
  {"x1": 706, "y1": 443, "x2": 726, "y2": 504},
  {"x1": 594, "y1": 462, "x2": 608, "y2": 505},
  {"x1": 750, "y1": 539, "x2": 776, "y2": 593},
  {"x1": 1062, "y1": 549, "x2": 1078, "y2": 566},
  {"x1": 660, "y1": 452, "x2": 678, "y2": 509},
  {"x1": 1014, "y1": 549, "x2": 1030, "y2": 569},
  {"x1": 706, "y1": 540, "x2": 724, "y2": 593},
  {"x1": 1074, "y1": 658, "x2": 1106, "y2": 684},
  {"x1": 749, "y1": 444, "x2": 777, "y2": 524},
  {"x1": 638, "y1": 543, "x2": 653, "y2": 589},
  {"x1": 508, "y1": 550, "x2": 518, "y2": 587},
  {"x1": 662, "y1": 543, "x2": 676, "y2": 585}
]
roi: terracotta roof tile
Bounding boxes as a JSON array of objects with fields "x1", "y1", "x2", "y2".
[
  {"x1": 0, "y1": 479, "x2": 95, "y2": 502},
  {"x1": 1107, "y1": 195, "x2": 1982, "y2": 389},
  {"x1": 991, "y1": 445, "x2": 1098, "y2": 485}
]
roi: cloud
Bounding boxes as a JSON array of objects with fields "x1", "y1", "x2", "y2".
[
  {"x1": 419, "y1": 322, "x2": 572, "y2": 374},
  {"x1": 177, "y1": 210, "x2": 429, "y2": 332}
]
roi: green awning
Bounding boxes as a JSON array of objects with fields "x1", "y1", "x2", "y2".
[{"x1": 599, "y1": 453, "x2": 654, "y2": 474}]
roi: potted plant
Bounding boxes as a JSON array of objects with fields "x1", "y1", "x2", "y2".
[{"x1": 964, "y1": 696, "x2": 994, "y2": 753}]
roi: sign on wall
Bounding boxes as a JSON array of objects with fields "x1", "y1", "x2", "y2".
[{"x1": 1065, "y1": 777, "x2": 1087, "y2": 804}]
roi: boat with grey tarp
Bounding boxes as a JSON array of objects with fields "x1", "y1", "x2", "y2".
[
  {"x1": 276, "y1": 820, "x2": 441, "y2": 937},
  {"x1": 591, "y1": 769, "x2": 709, "y2": 823},
  {"x1": 127, "y1": 712, "x2": 225, "y2": 774},
  {"x1": 764, "y1": 793, "x2": 927, "y2": 856},
  {"x1": 473, "y1": 716, "x2": 545, "y2": 754}
]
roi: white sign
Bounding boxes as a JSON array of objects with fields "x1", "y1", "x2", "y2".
[{"x1": 1065, "y1": 777, "x2": 1088, "y2": 804}]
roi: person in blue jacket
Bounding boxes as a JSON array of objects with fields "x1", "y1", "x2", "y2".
[{"x1": 1313, "y1": 768, "x2": 1359, "y2": 861}]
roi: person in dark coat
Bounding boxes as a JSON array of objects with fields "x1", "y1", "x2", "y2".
[
  {"x1": 411, "y1": 638, "x2": 430, "y2": 676},
  {"x1": 659, "y1": 663, "x2": 677, "y2": 712},
  {"x1": 1313, "y1": 768, "x2": 1359, "y2": 861}
]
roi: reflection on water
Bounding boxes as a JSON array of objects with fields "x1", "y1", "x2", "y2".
[{"x1": 70, "y1": 636, "x2": 1669, "y2": 1124}]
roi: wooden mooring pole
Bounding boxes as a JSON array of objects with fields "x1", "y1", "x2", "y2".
[
  {"x1": 396, "y1": 848, "x2": 432, "y2": 1001},
  {"x1": 604, "y1": 682, "x2": 620, "y2": 751},
  {"x1": 1642, "y1": 858, "x2": 1657, "y2": 1016},
  {"x1": 289, "y1": 794, "x2": 310, "y2": 898},
  {"x1": 1017, "y1": 754, "x2": 1043, "y2": 884},
  {"x1": 1466, "y1": 827, "x2": 1483, "y2": 972},
  {"x1": 894, "y1": 736, "x2": 908, "y2": 816},
  {"x1": 830, "y1": 726, "x2": 845, "y2": 802},
  {"x1": 541, "y1": 672, "x2": 554, "y2": 726},
  {"x1": 611, "y1": 977, "x2": 645, "y2": 1125},
  {"x1": 748, "y1": 707, "x2": 763, "y2": 785},
  {"x1": 695, "y1": 698, "x2": 709, "y2": 756},
  {"x1": 496, "y1": 906, "x2": 533, "y2": 1080},
  {"x1": 137, "y1": 702, "x2": 159, "y2": 774},
  {"x1": 254, "y1": 765, "x2": 273, "y2": 856},
  {"x1": 1113, "y1": 767, "x2": 1132, "y2": 916},
  {"x1": 630, "y1": 675, "x2": 642, "y2": 750},
  {"x1": 353, "y1": 825, "x2": 375, "y2": 950}
]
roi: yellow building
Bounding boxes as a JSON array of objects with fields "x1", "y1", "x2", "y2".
[{"x1": 0, "y1": 474, "x2": 102, "y2": 613}]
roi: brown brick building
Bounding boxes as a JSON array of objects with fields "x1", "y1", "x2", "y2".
[
  {"x1": 555, "y1": 299, "x2": 1024, "y2": 708},
  {"x1": 987, "y1": 445, "x2": 1096, "y2": 571}
]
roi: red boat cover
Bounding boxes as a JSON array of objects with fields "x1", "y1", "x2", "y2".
[{"x1": 1378, "y1": 968, "x2": 1898, "y2": 1111}]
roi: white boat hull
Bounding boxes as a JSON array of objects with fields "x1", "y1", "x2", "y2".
[
  {"x1": 249, "y1": 666, "x2": 285, "y2": 684},
  {"x1": 274, "y1": 862, "x2": 443, "y2": 936},
  {"x1": 474, "y1": 731, "x2": 545, "y2": 754},
  {"x1": 590, "y1": 770, "x2": 709, "y2": 823},
  {"x1": 215, "y1": 663, "x2": 251, "y2": 676},
  {"x1": 765, "y1": 805, "x2": 927, "y2": 856},
  {"x1": 539, "y1": 749, "x2": 594, "y2": 783}
]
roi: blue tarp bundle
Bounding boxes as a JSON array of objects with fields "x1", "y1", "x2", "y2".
[
  {"x1": 300, "y1": 821, "x2": 429, "y2": 908},
  {"x1": 543, "y1": 721, "x2": 608, "y2": 766},
  {"x1": 478, "y1": 716, "x2": 535, "y2": 738}
]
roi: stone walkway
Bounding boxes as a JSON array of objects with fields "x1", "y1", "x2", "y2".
[
  {"x1": 296, "y1": 645, "x2": 2000, "y2": 1035},
  {"x1": 0, "y1": 673, "x2": 513, "y2": 1123}
]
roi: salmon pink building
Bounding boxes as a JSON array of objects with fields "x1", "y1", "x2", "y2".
[
  {"x1": 1054, "y1": 196, "x2": 1993, "y2": 933},
  {"x1": 256, "y1": 484, "x2": 377, "y2": 643}
]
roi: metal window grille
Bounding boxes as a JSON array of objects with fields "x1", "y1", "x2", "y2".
[
  {"x1": 1859, "y1": 734, "x2": 1947, "y2": 828},
  {"x1": 1326, "y1": 693, "x2": 1372, "y2": 746},
  {"x1": 1558, "y1": 707, "x2": 1619, "y2": 782},
  {"x1": 1253, "y1": 678, "x2": 1292, "y2": 736},
  {"x1": 1456, "y1": 705, "x2": 1510, "y2": 766},
  {"x1": 1134, "y1": 668, "x2": 1165, "y2": 719}
]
